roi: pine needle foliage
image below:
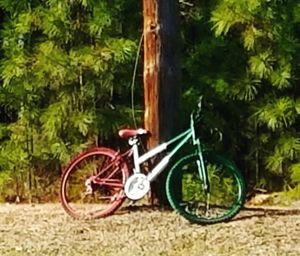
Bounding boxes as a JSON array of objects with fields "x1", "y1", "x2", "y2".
[
  {"x1": 0, "y1": 0, "x2": 137, "y2": 200},
  {"x1": 0, "y1": 0, "x2": 299, "y2": 201},
  {"x1": 211, "y1": 0, "x2": 300, "y2": 191},
  {"x1": 181, "y1": 0, "x2": 300, "y2": 193}
]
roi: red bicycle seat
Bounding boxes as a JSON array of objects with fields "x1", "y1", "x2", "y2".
[{"x1": 118, "y1": 128, "x2": 149, "y2": 139}]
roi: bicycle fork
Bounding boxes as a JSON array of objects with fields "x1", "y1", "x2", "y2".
[
  {"x1": 194, "y1": 139, "x2": 211, "y2": 214},
  {"x1": 195, "y1": 142, "x2": 209, "y2": 192},
  {"x1": 191, "y1": 114, "x2": 210, "y2": 194}
]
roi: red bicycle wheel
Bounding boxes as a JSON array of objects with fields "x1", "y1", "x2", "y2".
[{"x1": 60, "y1": 147, "x2": 129, "y2": 219}]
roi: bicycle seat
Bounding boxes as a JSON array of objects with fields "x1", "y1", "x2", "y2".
[{"x1": 118, "y1": 128, "x2": 149, "y2": 139}]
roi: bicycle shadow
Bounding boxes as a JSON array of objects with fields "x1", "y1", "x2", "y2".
[
  {"x1": 117, "y1": 203, "x2": 300, "y2": 223},
  {"x1": 233, "y1": 205, "x2": 300, "y2": 221},
  {"x1": 117, "y1": 203, "x2": 173, "y2": 215}
]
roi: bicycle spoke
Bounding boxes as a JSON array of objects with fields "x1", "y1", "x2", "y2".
[
  {"x1": 166, "y1": 154, "x2": 245, "y2": 224},
  {"x1": 60, "y1": 148, "x2": 129, "y2": 219}
]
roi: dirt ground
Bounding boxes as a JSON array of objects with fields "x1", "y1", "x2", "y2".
[{"x1": 0, "y1": 203, "x2": 299, "y2": 256}]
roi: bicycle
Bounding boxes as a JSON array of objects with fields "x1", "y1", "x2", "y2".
[{"x1": 60, "y1": 102, "x2": 246, "y2": 224}]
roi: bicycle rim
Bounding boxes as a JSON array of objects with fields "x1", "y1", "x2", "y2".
[
  {"x1": 60, "y1": 147, "x2": 129, "y2": 219},
  {"x1": 166, "y1": 153, "x2": 245, "y2": 224}
]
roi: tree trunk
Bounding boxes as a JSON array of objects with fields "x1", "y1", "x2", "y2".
[
  {"x1": 143, "y1": 0, "x2": 160, "y2": 149},
  {"x1": 143, "y1": 0, "x2": 181, "y2": 204}
]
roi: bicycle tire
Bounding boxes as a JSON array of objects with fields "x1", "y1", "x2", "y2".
[
  {"x1": 60, "y1": 147, "x2": 129, "y2": 219},
  {"x1": 166, "y1": 153, "x2": 245, "y2": 224}
]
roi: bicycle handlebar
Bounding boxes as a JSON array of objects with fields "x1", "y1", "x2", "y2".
[{"x1": 191, "y1": 96, "x2": 223, "y2": 142}]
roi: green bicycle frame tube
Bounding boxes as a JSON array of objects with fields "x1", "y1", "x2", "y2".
[
  {"x1": 133, "y1": 112, "x2": 209, "y2": 189},
  {"x1": 146, "y1": 129, "x2": 193, "y2": 182}
]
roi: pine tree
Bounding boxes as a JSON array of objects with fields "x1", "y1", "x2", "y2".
[
  {"x1": 208, "y1": 0, "x2": 300, "y2": 192},
  {"x1": 174, "y1": 0, "x2": 299, "y2": 195},
  {"x1": 0, "y1": 0, "x2": 137, "y2": 200}
]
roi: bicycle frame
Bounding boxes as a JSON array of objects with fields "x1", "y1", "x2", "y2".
[{"x1": 130, "y1": 113, "x2": 207, "y2": 184}]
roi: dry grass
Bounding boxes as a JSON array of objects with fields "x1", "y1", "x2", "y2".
[{"x1": 0, "y1": 203, "x2": 299, "y2": 256}]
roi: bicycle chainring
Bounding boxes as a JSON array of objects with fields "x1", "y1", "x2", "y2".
[{"x1": 124, "y1": 173, "x2": 150, "y2": 200}]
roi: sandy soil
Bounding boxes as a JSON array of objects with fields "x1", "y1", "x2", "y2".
[{"x1": 0, "y1": 203, "x2": 299, "y2": 256}]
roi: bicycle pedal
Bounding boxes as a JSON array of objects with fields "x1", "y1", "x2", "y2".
[{"x1": 128, "y1": 200, "x2": 137, "y2": 206}]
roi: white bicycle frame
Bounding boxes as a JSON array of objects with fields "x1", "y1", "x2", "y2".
[{"x1": 129, "y1": 113, "x2": 200, "y2": 183}]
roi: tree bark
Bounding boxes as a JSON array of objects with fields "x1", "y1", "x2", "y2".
[
  {"x1": 143, "y1": 0, "x2": 181, "y2": 204},
  {"x1": 143, "y1": 0, "x2": 160, "y2": 149}
]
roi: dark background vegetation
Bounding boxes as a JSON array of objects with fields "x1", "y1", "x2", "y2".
[{"x1": 0, "y1": 0, "x2": 299, "y2": 203}]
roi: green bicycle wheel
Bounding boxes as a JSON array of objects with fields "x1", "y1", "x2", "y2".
[{"x1": 166, "y1": 153, "x2": 245, "y2": 224}]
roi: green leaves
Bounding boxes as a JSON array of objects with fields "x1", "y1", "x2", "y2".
[
  {"x1": 270, "y1": 64, "x2": 291, "y2": 89},
  {"x1": 249, "y1": 50, "x2": 275, "y2": 79},
  {"x1": 255, "y1": 97, "x2": 296, "y2": 131},
  {"x1": 211, "y1": 6, "x2": 244, "y2": 36},
  {"x1": 295, "y1": 99, "x2": 300, "y2": 115},
  {"x1": 291, "y1": 163, "x2": 300, "y2": 183},
  {"x1": 0, "y1": 0, "x2": 298, "y2": 200},
  {"x1": 242, "y1": 25, "x2": 263, "y2": 51},
  {"x1": 0, "y1": 123, "x2": 8, "y2": 140},
  {"x1": 70, "y1": 111, "x2": 93, "y2": 136},
  {"x1": 211, "y1": 0, "x2": 261, "y2": 36},
  {"x1": 0, "y1": 0, "x2": 137, "y2": 200},
  {"x1": 230, "y1": 77, "x2": 259, "y2": 101},
  {"x1": 265, "y1": 135, "x2": 300, "y2": 176},
  {"x1": 185, "y1": 0, "x2": 300, "y2": 193},
  {"x1": 88, "y1": 3, "x2": 112, "y2": 37}
]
